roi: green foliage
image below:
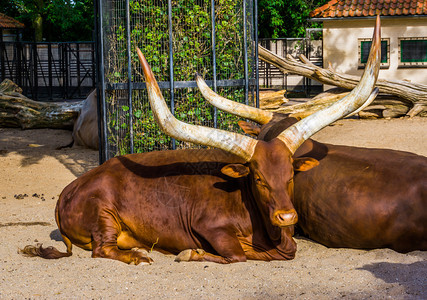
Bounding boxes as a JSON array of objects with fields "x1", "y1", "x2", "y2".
[
  {"x1": 105, "y1": 0, "x2": 252, "y2": 155},
  {"x1": 1, "y1": 0, "x2": 94, "y2": 41},
  {"x1": 1, "y1": 0, "x2": 329, "y2": 41},
  {"x1": 258, "y1": 0, "x2": 329, "y2": 38}
]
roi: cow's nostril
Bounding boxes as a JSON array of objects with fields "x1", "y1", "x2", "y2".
[{"x1": 274, "y1": 209, "x2": 298, "y2": 227}]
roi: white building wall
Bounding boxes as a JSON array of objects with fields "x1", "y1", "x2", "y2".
[{"x1": 322, "y1": 17, "x2": 427, "y2": 86}]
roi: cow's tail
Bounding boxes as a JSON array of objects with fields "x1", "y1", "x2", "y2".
[{"x1": 19, "y1": 198, "x2": 73, "y2": 259}]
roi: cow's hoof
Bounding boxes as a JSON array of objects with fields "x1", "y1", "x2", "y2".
[
  {"x1": 130, "y1": 249, "x2": 153, "y2": 265},
  {"x1": 132, "y1": 247, "x2": 149, "y2": 256},
  {"x1": 175, "y1": 249, "x2": 206, "y2": 262},
  {"x1": 194, "y1": 249, "x2": 205, "y2": 255},
  {"x1": 175, "y1": 249, "x2": 193, "y2": 262}
]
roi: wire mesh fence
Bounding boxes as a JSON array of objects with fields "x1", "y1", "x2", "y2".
[
  {"x1": 0, "y1": 41, "x2": 95, "y2": 101},
  {"x1": 97, "y1": 0, "x2": 258, "y2": 162},
  {"x1": 258, "y1": 37, "x2": 323, "y2": 97}
]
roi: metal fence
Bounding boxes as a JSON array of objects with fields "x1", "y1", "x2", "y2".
[
  {"x1": 259, "y1": 37, "x2": 323, "y2": 96},
  {"x1": 0, "y1": 41, "x2": 96, "y2": 101},
  {"x1": 96, "y1": 0, "x2": 259, "y2": 162}
]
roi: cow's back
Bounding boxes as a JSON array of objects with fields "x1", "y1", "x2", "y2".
[{"x1": 293, "y1": 143, "x2": 427, "y2": 252}]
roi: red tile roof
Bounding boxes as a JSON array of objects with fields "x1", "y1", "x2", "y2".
[
  {"x1": 0, "y1": 13, "x2": 25, "y2": 29},
  {"x1": 310, "y1": 0, "x2": 427, "y2": 18}
]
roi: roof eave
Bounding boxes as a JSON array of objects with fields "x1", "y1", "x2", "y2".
[{"x1": 309, "y1": 15, "x2": 427, "y2": 22}]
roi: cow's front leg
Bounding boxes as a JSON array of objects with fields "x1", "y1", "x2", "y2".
[{"x1": 175, "y1": 229, "x2": 246, "y2": 264}]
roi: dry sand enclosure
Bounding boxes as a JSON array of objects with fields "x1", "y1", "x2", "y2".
[{"x1": 0, "y1": 118, "x2": 426, "y2": 299}]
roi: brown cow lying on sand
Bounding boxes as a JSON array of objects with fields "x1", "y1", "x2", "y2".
[
  {"x1": 20, "y1": 18, "x2": 380, "y2": 265},
  {"x1": 196, "y1": 16, "x2": 426, "y2": 253}
]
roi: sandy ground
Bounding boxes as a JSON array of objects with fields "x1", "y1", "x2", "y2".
[{"x1": 0, "y1": 118, "x2": 426, "y2": 299}]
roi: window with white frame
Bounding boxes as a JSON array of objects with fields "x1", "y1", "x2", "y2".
[
  {"x1": 358, "y1": 38, "x2": 389, "y2": 68},
  {"x1": 399, "y1": 38, "x2": 427, "y2": 67}
]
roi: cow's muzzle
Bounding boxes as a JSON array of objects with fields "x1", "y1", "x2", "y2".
[{"x1": 272, "y1": 209, "x2": 298, "y2": 227}]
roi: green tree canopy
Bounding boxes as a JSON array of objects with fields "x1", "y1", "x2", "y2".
[
  {"x1": 0, "y1": 0, "x2": 94, "y2": 41},
  {"x1": 258, "y1": 0, "x2": 329, "y2": 38},
  {"x1": 1, "y1": 0, "x2": 328, "y2": 41}
]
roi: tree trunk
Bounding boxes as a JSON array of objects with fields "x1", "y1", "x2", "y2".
[
  {"x1": 0, "y1": 79, "x2": 81, "y2": 129},
  {"x1": 258, "y1": 45, "x2": 427, "y2": 117}
]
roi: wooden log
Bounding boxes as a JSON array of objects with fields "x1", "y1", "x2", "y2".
[
  {"x1": 0, "y1": 80, "x2": 81, "y2": 129},
  {"x1": 407, "y1": 101, "x2": 427, "y2": 118},
  {"x1": 0, "y1": 78, "x2": 23, "y2": 94},
  {"x1": 270, "y1": 94, "x2": 343, "y2": 119},
  {"x1": 268, "y1": 89, "x2": 413, "y2": 120},
  {"x1": 259, "y1": 89, "x2": 288, "y2": 109},
  {"x1": 258, "y1": 45, "x2": 427, "y2": 117}
]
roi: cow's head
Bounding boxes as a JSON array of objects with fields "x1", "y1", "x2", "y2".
[
  {"x1": 136, "y1": 15, "x2": 380, "y2": 243},
  {"x1": 220, "y1": 138, "x2": 318, "y2": 241}
]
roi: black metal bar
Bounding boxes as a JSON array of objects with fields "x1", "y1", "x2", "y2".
[
  {"x1": 305, "y1": 38, "x2": 309, "y2": 97},
  {"x1": 254, "y1": 0, "x2": 259, "y2": 108},
  {"x1": 16, "y1": 42, "x2": 22, "y2": 89},
  {"x1": 107, "y1": 78, "x2": 257, "y2": 90},
  {"x1": 285, "y1": 40, "x2": 288, "y2": 93},
  {"x1": 48, "y1": 43, "x2": 53, "y2": 100},
  {"x1": 96, "y1": 0, "x2": 108, "y2": 164},
  {"x1": 60, "y1": 44, "x2": 65, "y2": 98},
  {"x1": 242, "y1": 0, "x2": 249, "y2": 106},
  {"x1": 91, "y1": 43, "x2": 96, "y2": 90},
  {"x1": 125, "y1": 0, "x2": 134, "y2": 154},
  {"x1": 0, "y1": 31, "x2": 4, "y2": 82},
  {"x1": 211, "y1": 0, "x2": 218, "y2": 128},
  {"x1": 168, "y1": 0, "x2": 175, "y2": 150},
  {"x1": 33, "y1": 44, "x2": 38, "y2": 101},
  {"x1": 65, "y1": 45, "x2": 70, "y2": 98},
  {"x1": 76, "y1": 43, "x2": 81, "y2": 97}
]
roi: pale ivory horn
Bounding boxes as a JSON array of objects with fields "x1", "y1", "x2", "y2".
[{"x1": 137, "y1": 47, "x2": 258, "y2": 161}]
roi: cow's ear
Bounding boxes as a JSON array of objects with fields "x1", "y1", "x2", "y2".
[
  {"x1": 293, "y1": 157, "x2": 319, "y2": 171},
  {"x1": 221, "y1": 164, "x2": 250, "y2": 178},
  {"x1": 238, "y1": 121, "x2": 261, "y2": 137}
]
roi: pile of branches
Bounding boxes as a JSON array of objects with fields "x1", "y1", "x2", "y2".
[{"x1": 259, "y1": 45, "x2": 427, "y2": 119}]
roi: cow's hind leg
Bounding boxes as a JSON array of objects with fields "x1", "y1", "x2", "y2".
[{"x1": 90, "y1": 210, "x2": 153, "y2": 265}]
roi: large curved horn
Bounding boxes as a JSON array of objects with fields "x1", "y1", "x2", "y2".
[
  {"x1": 137, "y1": 48, "x2": 258, "y2": 161},
  {"x1": 277, "y1": 15, "x2": 381, "y2": 154},
  {"x1": 196, "y1": 74, "x2": 274, "y2": 125}
]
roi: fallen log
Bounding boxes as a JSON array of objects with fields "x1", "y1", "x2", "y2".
[
  {"x1": 270, "y1": 87, "x2": 424, "y2": 119},
  {"x1": 0, "y1": 79, "x2": 81, "y2": 129},
  {"x1": 269, "y1": 92, "x2": 349, "y2": 119},
  {"x1": 259, "y1": 89, "x2": 288, "y2": 109},
  {"x1": 258, "y1": 45, "x2": 427, "y2": 117}
]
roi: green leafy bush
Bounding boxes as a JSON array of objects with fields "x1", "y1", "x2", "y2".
[{"x1": 103, "y1": 0, "x2": 256, "y2": 156}]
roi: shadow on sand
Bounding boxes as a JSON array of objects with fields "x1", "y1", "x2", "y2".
[
  {"x1": 0, "y1": 128, "x2": 99, "y2": 177},
  {"x1": 358, "y1": 259, "x2": 427, "y2": 297}
]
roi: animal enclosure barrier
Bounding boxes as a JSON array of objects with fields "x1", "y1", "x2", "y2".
[
  {"x1": 0, "y1": 41, "x2": 95, "y2": 101},
  {"x1": 258, "y1": 37, "x2": 323, "y2": 97},
  {"x1": 96, "y1": 0, "x2": 259, "y2": 162}
]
